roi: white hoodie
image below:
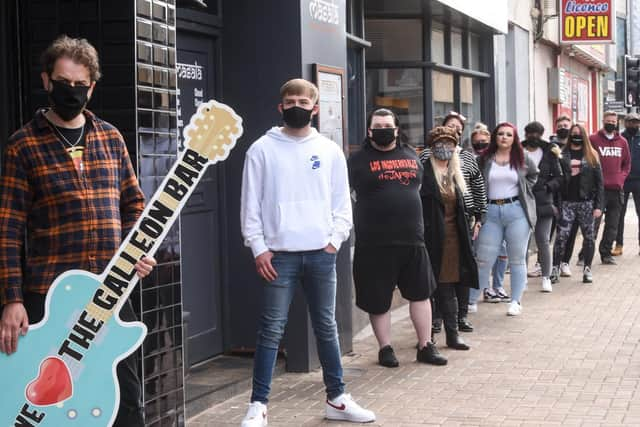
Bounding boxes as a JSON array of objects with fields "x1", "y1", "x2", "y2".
[{"x1": 241, "y1": 127, "x2": 353, "y2": 257}]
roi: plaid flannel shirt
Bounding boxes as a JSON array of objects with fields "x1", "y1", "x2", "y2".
[{"x1": 0, "y1": 109, "x2": 145, "y2": 306}]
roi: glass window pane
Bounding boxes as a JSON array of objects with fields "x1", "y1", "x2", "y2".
[
  {"x1": 469, "y1": 33, "x2": 481, "y2": 71},
  {"x1": 366, "y1": 68, "x2": 424, "y2": 147},
  {"x1": 431, "y1": 25, "x2": 445, "y2": 64},
  {"x1": 460, "y1": 77, "x2": 483, "y2": 145},
  {"x1": 451, "y1": 29, "x2": 463, "y2": 68},
  {"x1": 366, "y1": 19, "x2": 422, "y2": 62},
  {"x1": 432, "y1": 71, "x2": 454, "y2": 124}
]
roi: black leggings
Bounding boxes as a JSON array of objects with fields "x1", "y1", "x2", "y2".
[{"x1": 553, "y1": 201, "x2": 595, "y2": 268}]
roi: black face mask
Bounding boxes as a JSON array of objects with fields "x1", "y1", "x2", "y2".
[
  {"x1": 570, "y1": 136, "x2": 584, "y2": 146},
  {"x1": 370, "y1": 128, "x2": 396, "y2": 147},
  {"x1": 282, "y1": 106, "x2": 313, "y2": 129},
  {"x1": 48, "y1": 79, "x2": 90, "y2": 121},
  {"x1": 526, "y1": 138, "x2": 542, "y2": 148},
  {"x1": 604, "y1": 123, "x2": 617, "y2": 133},
  {"x1": 627, "y1": 126, "x2": 639, "y2": 136},
  {"x1": 472, "y1": 142, "x2": 489, "y2": 154},
  {"x1": 556, "y1": 128, "x2": 570, "y2": 140}
]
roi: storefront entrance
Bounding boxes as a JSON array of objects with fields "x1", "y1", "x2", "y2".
[{"x1": 177, "y1": 27, "x2": 226, "y2": 365}]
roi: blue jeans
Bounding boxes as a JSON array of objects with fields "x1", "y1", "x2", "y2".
[
  {"x1": 470, "y1": 241, "x2": 507, "y2": 304},
  {"x1": 251, "y1": 250, "x2": 345, "y2": 403},
  {"x1": 471, "y1": 201, "x2": 531, "y2": 303},
  {"x1": 492, "y1": 242, "x2": 508, "y2": 289}
]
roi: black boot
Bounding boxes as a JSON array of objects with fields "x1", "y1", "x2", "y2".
[
  {"x1": 457, "y1": 317, "x2": 474, "y2": 332},
  {"x1": 416, "y1": 341, "x2": 447, "y2": 365},
  {"x1": 442, "y1": 293, "x2": 470, "y2": 350}
]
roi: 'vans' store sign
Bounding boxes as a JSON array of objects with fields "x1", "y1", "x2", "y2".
[{"x1": 560, "y1": 0, "x2": 615, "y2": 44}]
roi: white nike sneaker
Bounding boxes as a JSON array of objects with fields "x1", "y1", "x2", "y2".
[
  {"x1": 241, "y1": 402, "x2": 267, "y2": 427},
  {"x1": 507, "y1": 301, "x2": 522, "y2": 316},
  {"x1": 326, "y1": 393, "x2": 376, "y2": 423}
]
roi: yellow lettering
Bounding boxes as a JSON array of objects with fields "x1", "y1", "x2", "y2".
[
  {"x1": 597, "y1": 15, "x2": 608, "y2": 38},
  {"x1": 576, "y1": 16, "x2": 587, "y2": 37},
  {"x1": 565, "y1": 16, "x2": 575, "y2": 38},
  {"x1": 587, "y1": 16, "x2": 596, "y2": 37}
]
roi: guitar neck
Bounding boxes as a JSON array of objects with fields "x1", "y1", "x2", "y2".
[{"x1": 86, "y1": 147, "x2": 211, "y2": 323}]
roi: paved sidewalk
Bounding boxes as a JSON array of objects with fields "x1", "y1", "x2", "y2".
[{"x1": 190, "y1": 221, "x2": 640, "y2": 426}]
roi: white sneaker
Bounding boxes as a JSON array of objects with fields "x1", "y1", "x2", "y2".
[
  {"x1": 527, "y1": 262, "x2": 542, "y2": 277},
  {"x1": 560, "y1": 262, "x2": 572, "y2": 277},
  {"x1": 326, "y1": 393, "x2": 376, "y2": 423},
  {"x1": 507, "y1": 301, "x2": 522, "y2": 316},
  {"x1": 468, "y1": 303, "x2": 478, "y2": 313},
  {"x1": 241, "y1": 402, "x2": 267, "y2": 427},
  {"x1": 541, "y1": 277, "x2": 553, "y2": 293}
]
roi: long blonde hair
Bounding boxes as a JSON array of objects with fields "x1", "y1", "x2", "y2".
[{"x1": 430, "y1": 149, "x2": 467, "y2": 195}]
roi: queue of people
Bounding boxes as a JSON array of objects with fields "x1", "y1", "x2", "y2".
[{"x1": 237, "y1": 77, "x2": 634, "y2": 426}]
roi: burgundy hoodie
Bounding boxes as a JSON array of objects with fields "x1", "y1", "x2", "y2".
[{"x1": 589, "y1": 130, "x2": 631, "y2": 190}]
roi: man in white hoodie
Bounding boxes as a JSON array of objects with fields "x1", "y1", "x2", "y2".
[{"x1": 240, "y1": 79, "x2": 375, "y2": 427}]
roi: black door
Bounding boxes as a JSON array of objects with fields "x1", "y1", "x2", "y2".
[{"x1": 177, "y1": 31, "x2": 224, "y2": 364}]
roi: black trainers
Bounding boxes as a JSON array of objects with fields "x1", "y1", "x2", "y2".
[
  {"x1": 378, "y1": 345, "x2": 399, "y2": 368},
  {"x1": 601, "y1": 255, "x2": 617, "y2": 265},
  {"x1": 458, "y1": 317, "x2": 474, "y2": 332},
  {"x1": 416, "y1": 342, "x2": 447, "y2": 366}
]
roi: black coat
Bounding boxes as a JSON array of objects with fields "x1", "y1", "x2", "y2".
[
  {"x1": 420, "y1": 160, "x2": 479, "y2": 288},
  {"x1": 530, "y1": 142, "x2": 564, "y2": 218},
  {"x1": 559, "y1": 147, "x2": 605, "y2": 210}
]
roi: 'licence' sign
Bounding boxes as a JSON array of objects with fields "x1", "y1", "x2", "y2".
[{"x1": 560, "y1": 0, "x2": 615, "y2": 44}]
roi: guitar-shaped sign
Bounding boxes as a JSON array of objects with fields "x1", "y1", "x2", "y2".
[{"x1": 0, "y1": 100, "x2": 243, "y2": 426}]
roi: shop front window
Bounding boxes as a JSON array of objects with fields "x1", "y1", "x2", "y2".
[
  {"x1": 469, "y1": 33, "x2": 481, "y2": 71},
  {"x1": 451, "y1": 29, "x2": 463, "y2": 68},
  {"x1": 366, "y1": 19, "x2": 422, "y2": 62},
  {"x1": 460, "y1": 76, "x2": 483, "y2": 144},
  {"x1": 431, "y1": 24, "x2": 445, "y2": 63},
  {"x1": 366, "y1": 68, "x2": 424, "y2": 146},
  {"x1": 432, "y1": 71, "x2": 454, "y2": 125}
]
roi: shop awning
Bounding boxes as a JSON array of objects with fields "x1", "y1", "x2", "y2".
[{"x1": 432, "y1": 0, "x2": 508, "y2": 34}]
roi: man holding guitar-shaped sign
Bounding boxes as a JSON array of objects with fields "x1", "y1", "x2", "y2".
[
  {"x1": 0, "y1": 35, "x2": 243, "y2": 427},
  {"x1": 0, "y1": 35, "x2": 154, "y2": 426}
]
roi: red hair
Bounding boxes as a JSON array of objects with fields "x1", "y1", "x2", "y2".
[{"x1": 482, "y1": 122, "x2": 525, "y2": 169}]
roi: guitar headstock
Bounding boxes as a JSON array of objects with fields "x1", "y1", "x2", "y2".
[{"x1": 183, "y1": 100, "x2": 243, "y2": 162}]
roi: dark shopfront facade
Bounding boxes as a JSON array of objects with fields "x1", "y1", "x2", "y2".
[
  {"x1": 0, "y1": 0, "x2": 503, "y2": 425},
  {"x1": 0, "y1": 0, "x2": 359, "y2": 425},
  {"x1": 363, "y1": 0, "x2": 505, "y2": 147}
]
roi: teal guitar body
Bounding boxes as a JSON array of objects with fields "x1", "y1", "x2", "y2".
[
  {"x1": 0, "y1": 100, "x2": 243, "y2": 427},
  {"x1": 0, "y1": 271, "x2": 146, "y2": 426}
]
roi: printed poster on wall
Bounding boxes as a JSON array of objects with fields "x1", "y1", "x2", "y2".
[
  {"x1": 558, "y1": 67, "x2": 591, "y2": 131},
  {"x1": 560, "y1": 0, "x2": 615, "y2": 44},
  {"x1": 315, "y1": 64, "x2": 346, "y2": 151}
]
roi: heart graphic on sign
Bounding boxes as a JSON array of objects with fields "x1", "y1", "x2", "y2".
[{"x1": 25, "y1": 357, "x2": 73, "y2": 406}]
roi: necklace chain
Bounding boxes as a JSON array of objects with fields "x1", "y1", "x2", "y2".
[{"x1": 54, "y1": 124, "x2": 85, "y2": 148}]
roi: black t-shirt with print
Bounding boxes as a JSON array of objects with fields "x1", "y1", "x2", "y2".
[{"x1": 348, "y1": 143, "x2": 424, "y2": 247}]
